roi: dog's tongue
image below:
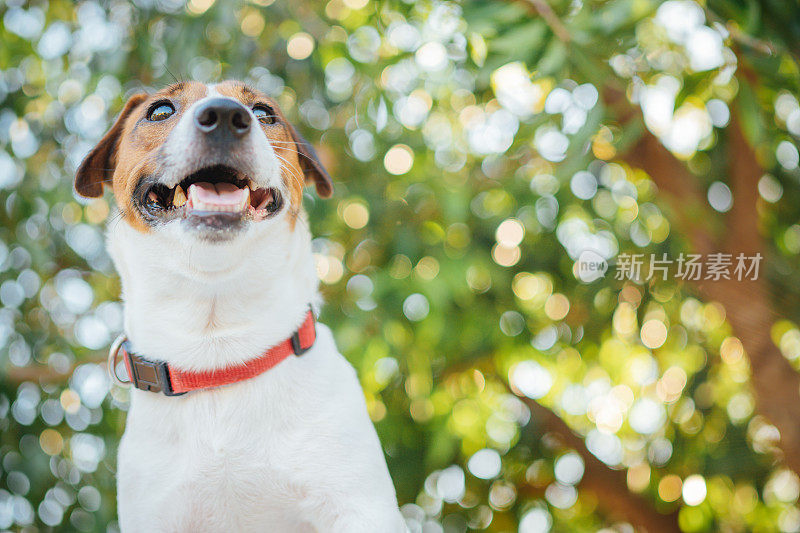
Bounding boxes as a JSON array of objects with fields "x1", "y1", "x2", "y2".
[{"x1": 188, "y1": 182, "x2": 249, "y2": 212}]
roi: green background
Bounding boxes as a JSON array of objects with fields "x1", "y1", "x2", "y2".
[{"x1": 2, "y1": 0, "x2": 800, "y2": 531}]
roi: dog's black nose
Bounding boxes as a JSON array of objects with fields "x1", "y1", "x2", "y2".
[{"x1": 194, "y1": 98, "x2": 251, "y2": 137}]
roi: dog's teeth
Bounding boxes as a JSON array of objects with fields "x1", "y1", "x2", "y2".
[
  {"x1": 173, "y1": 186, "x2": 187, "y2": 207},
  {"x1": 248, "y1": 181, "x2": 258, "y2": 191},
  {"x1": 188, "y1": 183, "x2": 202, "y2": 205},
  {"x1": 242, "y1": 188, "x2": 250, "y2": 209}
]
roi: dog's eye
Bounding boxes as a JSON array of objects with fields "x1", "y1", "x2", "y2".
[
  {"x1": 253, "y1": 105, "x2": 277, "y2": 125},
  {"x1": 148, "y1": 102, "x2": 175, "y2": 122}
]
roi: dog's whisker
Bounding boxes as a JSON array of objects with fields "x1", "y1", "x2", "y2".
[
  {"x1": 274, "y1": 153, "x2": 306, "y2": 193},
  {"x1": 269, "y1": 141, "x2": 325, "y2": 166},
  {"x1": 272, "y1": 156, "x2": 313, "y2": 231},
  {"x1": 277, "y1": 158, "x2": 304, "y2": 190}
]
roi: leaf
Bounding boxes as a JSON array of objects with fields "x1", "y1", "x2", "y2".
[
  {"x1": 674, "y1": 71, "x2": 712, "y2": 109},
  {"x1": 589, "y1": 0, "x2": 658, "y2": 35},
  {"x1": 736, "y1": 80, "x2": 765, "y2": 146},
  {"x1": 489, "y1": 20, "x2": 549, "y2": 64},
  {"x1": 535, "y1": 38, "x2": 568, "y2": 76},
  {"x1": 462, "y1": 1, "x2": 529, "y2": 36}
]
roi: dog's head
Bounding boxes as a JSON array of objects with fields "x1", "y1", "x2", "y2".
[{"x1": 75, "y1": 81, "x2": 332, "y2": 241}]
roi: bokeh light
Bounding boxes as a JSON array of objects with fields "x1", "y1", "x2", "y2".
[{"x1": 1, "y1": 0, "x2": 798, "y2": 531}]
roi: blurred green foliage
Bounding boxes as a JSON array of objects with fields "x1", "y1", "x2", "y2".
[{"x1": 1, "y1": 0, "x2": 800, "y2": 531}]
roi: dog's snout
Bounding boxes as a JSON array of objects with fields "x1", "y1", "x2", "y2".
[{"x1": 194, "y1": 98, "x2": 251, "y2": 137}]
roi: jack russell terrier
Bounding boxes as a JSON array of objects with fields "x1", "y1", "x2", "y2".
[{"x1": 74, "y1": 81, "x2": 405, "y2": 532}]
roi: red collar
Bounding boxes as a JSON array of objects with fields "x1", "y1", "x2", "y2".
[{"x1": 109, "y1": 310, "x2": 316, "y2": 396}]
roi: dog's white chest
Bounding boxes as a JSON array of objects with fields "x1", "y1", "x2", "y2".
[
  {"x1": 119, "y1": 417, "x2": 308, "y2": 531},
  {"x1": 115, "y1": 326, "x2": 404, "y2": 533}
]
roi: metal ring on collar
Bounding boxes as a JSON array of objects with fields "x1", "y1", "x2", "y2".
[{"x1": 108, "y1": 334, "x2": 131, "y2": 387}]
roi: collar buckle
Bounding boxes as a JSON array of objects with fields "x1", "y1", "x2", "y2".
[
  {"x1": 124, "y1": 344, "x2": 185, "y2": 396},
  {"x1": 291, "y1": 331, "x2": 311, "y2": 355}
]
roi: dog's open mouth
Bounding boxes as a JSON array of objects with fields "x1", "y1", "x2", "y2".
[{"x1": 140, "y1": 165, "x2": 283, "y2": 223}]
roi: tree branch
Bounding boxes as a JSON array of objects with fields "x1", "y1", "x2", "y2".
[
  {"x1": 698, "y1": 110, "x2": 800, "y2": 474},
  {"x1": 619, "y1": 101, "x2": 800, "y2": 476},
  {"x1": 525, "y1": 0, "x2": 571, "y2": 42},
  {"x1": 620, "y1": 124, "x2": 718, "y2": 256},
  {"x1": 5, "y1": 357, "x2": 106, "y2": 384},
  {"x1": 513, "y1": 389, "x2": 681, "y2": 533}
]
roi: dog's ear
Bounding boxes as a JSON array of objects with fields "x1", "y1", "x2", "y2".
[
  {"x1": 286, "y1": 123, "x2": 333, "y2": 198},
  {"x1": 75, "y1": 93, "x2": 148, "y2": 198}
]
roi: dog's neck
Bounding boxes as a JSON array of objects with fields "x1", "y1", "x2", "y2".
[{"x1": 107, "y1": 213, "x2": 319, "y2": 371}]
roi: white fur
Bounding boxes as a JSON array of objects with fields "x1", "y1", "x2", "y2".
[{"x1": 107, "y1": 84, "x2": 405, "y2": 532}]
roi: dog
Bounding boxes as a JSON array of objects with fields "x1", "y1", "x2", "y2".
[{"x1": 74, "y1": 81, "x2": 406, "y2": 532}]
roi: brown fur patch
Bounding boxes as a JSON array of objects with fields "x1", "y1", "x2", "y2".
[{"x1": 109, "y1": 82, "x2": 209, "y2": 232}]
